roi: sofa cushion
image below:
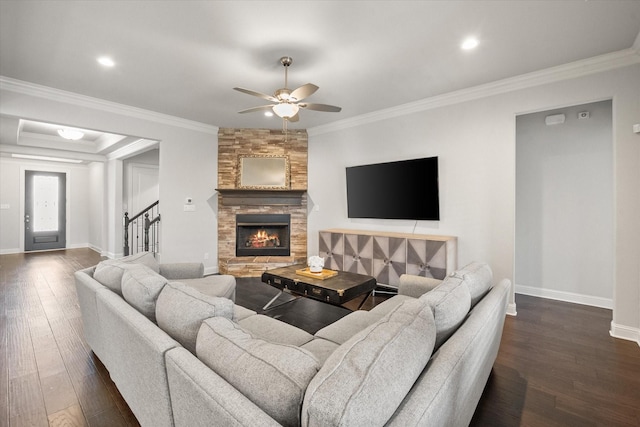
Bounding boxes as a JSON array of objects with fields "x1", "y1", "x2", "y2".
[
  {"x1": 238, "y1": 314, "x2": 313, "y2": 346},
  {"x1": 156, "y1": 282, "x2": 234, "y2": 353},
  {"x1": 93, "y1": 252, "x2": 160, "y2": 295},
  {"x1": 179, "y1": 275, "x2": 236, "y2": 302},
  {"x1": 313, "y1": 310, "x2": 382, "y2": 345},
  {"x1": 299, "y1": 338, "x2": 340, "y2": 366},
  {"x1": 367, "y1": 294, "x2": 415, "y2": 318},
  {"x1": 420, "y1": 275, "x2": 471, "y2": 349},
  {"x1": 121, "y1": 264, "x2": 168, "y2": 322},
  {"x1": 196, "y1": 317, "x2": 320, "y2": 427},
  {"x1": 234, "y1": 304, "x2": 257, "y2": 321},
  {"x1": 301, "y1": 298, "x2": 436, "y2": 427},
  {"x1": 453, "y1": 261, "x2": 493, "y2": 307}
]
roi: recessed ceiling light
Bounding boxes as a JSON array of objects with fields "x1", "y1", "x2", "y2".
[
  {"x1": 57, "y1": 128, "x2": 85, "y2": 140},
  {"x1": 461, "y1": 37, "x2": 479, "y2": 50},
  {"x1": 11, "y1": 154, "x2": 83, "y2": 163},
  {"x1": 264, "y1": 111, "x2": 274, "y2": 117},
  {"x1": 97, "y1": 56, "x2": 115, "y2": 67}
]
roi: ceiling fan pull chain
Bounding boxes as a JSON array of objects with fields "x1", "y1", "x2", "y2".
[{"x1": 283, "y1": 118, "x2": 288, "y2": 141}]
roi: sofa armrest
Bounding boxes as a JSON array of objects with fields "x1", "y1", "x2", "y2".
[
  {"x1": 166, "y1": 348, "x2": 282, "y2": 427},
  {"x1": 159, "y1": 263, "x2": 204, "y2": 280},
  {"x1": 398, "y1": 274, "x2": 443, "y2": 298}
]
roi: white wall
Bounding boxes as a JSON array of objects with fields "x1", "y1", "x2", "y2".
[
  {"x1": 515, "y1": 100, "x2": 614, "y2": 307},
  {"x1": 307, "y1": 63, "x2": 640, "y2": 343},
  {"x1": 0, "y1": 157, "x2": 90, "y2": 253},
  {"x1": 88, "y1": 161, "x2": 105, "y2": 254},
  {"x1": 123, "y1": 152, "x2": 159, "y2": 216},
  {"x1": 0, "y1": 86, "x2": 220, "y2": 271},
  {"x1": 0, "y1": 158, "x2": 21, "y2": 252}
]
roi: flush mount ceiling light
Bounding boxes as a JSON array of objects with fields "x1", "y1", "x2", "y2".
[
  {"x1": 57, "y1": 128, "x2": 85, "y2": 140},
  {"x1": 461, "y1": 37, "x2": 479, "y2": 50},
  {"x1": 97, "y1": 56, "x2": 115, "y2": 67}
]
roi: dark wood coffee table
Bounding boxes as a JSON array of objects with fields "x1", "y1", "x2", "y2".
[{"x1": 261, "y1": 265, "x2": 377, "y2": 311}]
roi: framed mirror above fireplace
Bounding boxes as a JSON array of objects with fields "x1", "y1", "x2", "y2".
[{"x1": 237, "y1": 155, "x2": 290, "y2": 189}]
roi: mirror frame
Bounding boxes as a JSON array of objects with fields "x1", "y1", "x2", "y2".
[{"x1": 237, "y1": 154, "x2": 290, "y2": 190}]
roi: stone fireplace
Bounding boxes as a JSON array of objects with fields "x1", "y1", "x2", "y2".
[{"x1": 217, "y1": 128, "x2": 308, "y2": 277}]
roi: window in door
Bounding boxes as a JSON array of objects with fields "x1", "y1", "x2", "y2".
[{"x1": 24, "y1": 171, "x2": 67, "y2": 251}]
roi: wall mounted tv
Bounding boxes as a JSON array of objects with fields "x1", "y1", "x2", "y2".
[{"x1": 346, "y1": 156, "x2": 440, "y2": 220}]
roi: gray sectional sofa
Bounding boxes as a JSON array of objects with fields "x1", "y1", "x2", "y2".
[{"x1": 75, "y1": 252, "x2": 510, "y2": 427}]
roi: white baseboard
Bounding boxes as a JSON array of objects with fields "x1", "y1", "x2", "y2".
[
  {"x1": 1, "y1": 244, "x2": 105, "y2": 256},
  {"x1": 610, "y1": 321, "x2": 640, "y2": 347},
  {"x1": 515, "y1": 284, "x2": 613, "y2": 309},
  {"x1": 102, "y1": 250, "x2": 119, "y2": 259},
  {"x1": 86, "y1": 244, "x2": 103, "y2": 254},
  {"x1": 0, "y1": 248, "x2": 21, "y2": 255},
  {"x1": 506, "y1": 303, "x2": 517, "y2": 316},
  {"x1": 67, "y1": 243, "x2": 89, "y2": 249}
]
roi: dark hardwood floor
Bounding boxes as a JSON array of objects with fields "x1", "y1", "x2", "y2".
[{"x1": 1, "y1": 249, "x2": 638, "y2": 426}]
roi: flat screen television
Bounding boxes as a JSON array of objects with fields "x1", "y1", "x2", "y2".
[{"x1": 346, "y1": 156, "x2": 440, "y2": 220}]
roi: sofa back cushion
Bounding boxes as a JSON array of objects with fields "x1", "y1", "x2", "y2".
[
  {"x1": 420, "y1": 275, "x2": 471, "y2": 349},
  {"x1": 301, "y1": 298, "x2": 436, "y2": 427},
  {"x1": 155, "y1": 282, "x2": 233, "y2": 353},
  {"x1": 93, "y1": 252, "x2": 160, "y2": 295},
  {"x1": 453, "y1": 261, "x2": 493, "y2": 307},
  {"x1": 196, "y1": 317, "x2": 320, "y2": 427},
  {"x1": 121, "y1": 264, "x2": 168, "y2": 323}
]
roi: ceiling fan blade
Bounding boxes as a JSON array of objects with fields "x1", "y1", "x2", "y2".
[
  {"x1": 299, "y1": 103, "x2": 342, "y2": 112},
  {"x1": 290, "y1": 83, "x2": 319, "y2": 101},
  {"x1": 287, "y1": 113, "x2": 300, "y2": 123},
  {"x1": 238, "y1": 105, "x2": 274, "y2": 114},
  {"x1": 233, "y1": 87, "x2": 278, "y2": 102}
]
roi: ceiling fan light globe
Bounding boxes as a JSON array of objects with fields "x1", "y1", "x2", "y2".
[{"x1": 272, "y1": 103, "x2": 299, "y2": 118}]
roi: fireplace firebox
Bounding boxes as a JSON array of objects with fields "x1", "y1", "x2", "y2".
[{"x1": 236, "y1": 214, "x2": 291, "y2": 257}]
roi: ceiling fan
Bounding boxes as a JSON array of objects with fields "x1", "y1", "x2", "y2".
[{"x1": 234, "y1": 56, "x2": 342, "y2": 126}]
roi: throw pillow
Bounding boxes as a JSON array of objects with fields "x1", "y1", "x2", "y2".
[
  {"x1": 121, "y1": 263, "x2": 168, "y2": 323},
  {"x1": 196, "y1": 317, "x2": 320, "y2": 427},
  {"x1": 453, "y1": 261, "x2": 493, "y2": 307},
  {"x1": 301, "y1": 298, "x2": 436, "y2": 427},
  {"x1": 155, "y1": 282, "x2": 233, "y2": 353},
  {"x1": 420, "y1": 275, "x2": 471, "y2": 349},
  {"x1": 93, "y1": 252, "x2": 160, "y2": 295}
]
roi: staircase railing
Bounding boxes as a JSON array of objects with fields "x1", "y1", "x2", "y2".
[{"x1": 123, "y1": 200, "x2": 160, "y2": 256}]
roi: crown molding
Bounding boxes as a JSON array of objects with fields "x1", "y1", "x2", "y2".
[
  {"x1": 0, "y1": 76, "x2": 219, "y2": 135},
  {"x1": 309, "y1": 48, "x2": 640, "y2": 137},
  {"x1": 0, "y1": 143, "x2": 106, "y2": 163},
  {"x1": 107, "y1": 138, "x2": 159, "y2": 161}
]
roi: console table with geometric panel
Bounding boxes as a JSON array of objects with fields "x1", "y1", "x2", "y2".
[{"x1": 318, "y1": 229, "x2": 457, "y2": 290}]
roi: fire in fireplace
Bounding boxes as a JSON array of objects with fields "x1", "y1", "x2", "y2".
[{"x1": 236, "y1": 214, "x2": 290, "y2": 257}]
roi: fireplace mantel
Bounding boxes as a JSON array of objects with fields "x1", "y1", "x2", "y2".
[{"x1": 216, "y1": 189, "x2": 306, "y2": 206}]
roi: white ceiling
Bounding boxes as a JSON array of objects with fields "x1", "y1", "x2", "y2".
[{"x1": 1, "y1": 0, "x2": 639, "y2": 137}]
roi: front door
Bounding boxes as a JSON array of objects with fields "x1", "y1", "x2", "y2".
[{"x1": 24, "y1": 171, "x2": 67, "y2": 251}]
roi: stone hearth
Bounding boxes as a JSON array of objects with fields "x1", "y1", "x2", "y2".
[{"x1": 217, "y1": 128, "x2": 308, "y2": 277}]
